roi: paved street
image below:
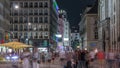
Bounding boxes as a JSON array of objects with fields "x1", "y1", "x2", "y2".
[{"x1": 0, "y1": 60, "x2": 119, "y2": 68}]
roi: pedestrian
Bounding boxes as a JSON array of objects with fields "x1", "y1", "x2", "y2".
[
  {"x1": 72, "y1": 50, "x2": 78, "y2": 68},
  {"x1": 89, "y1": 49, "x2": 96, "y2": 67},
  {"x1": 41, "y1": 52, "x2": 45, "y2": 63},
  {"x1": 32, "y1": 48, "x2": 40, "y2": 68},
  {"x1": 80, "y1": 50, "x2": 87, "y2": 68},
  {"x1": 66, "y1": 52, "x2": 72, "y2": 68},
  {"x1": 59, "y1": 51, "x2": 66, "y2": 66},
  {"x1": 96, "y1": 50, "x2": 105, "y2": 68},
  {"x1": 22, "y1": 48, "x2": 31, "y2": 68},
  {"x1": 106, "y1": 50, "x2": 115, "y2": 68}
]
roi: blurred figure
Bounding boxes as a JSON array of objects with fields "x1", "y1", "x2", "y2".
[
  {"x1": 22, "y1": 48, "x2": 31, "y2": 68},
  {"x1": 32, "y1": 48, "x2": 40, "y2": 68},
  {"x1": 106, "y1": 50, "x2": 115, "y2": 68},
  {"x1": 89, "y1": 49, "x2": 96, "y2": 67},
  {"x1": 96, "y1": 50, "x2": 105, "y2": 68},
  {"x1": 79, "y1": 50, "x2": 86, "y2": 68},
  {"x1": 66, "y1": 52, "x2": 73, "y2": 68},
  {"x1": 47, "y1": 51, "x2": 52, "y2": 63},
  {"x1": 51, "y1": 51, "x2": 55, "y2": 64},
  {"x1": 41, "y1": 52, "x2": 45, "y2": 63},
  {"x1": 59, "y1": 51, "x2": 66, "y2": 66},
  {"x1": 72, "y1": 50, "x2": 78, "y2": 68}
]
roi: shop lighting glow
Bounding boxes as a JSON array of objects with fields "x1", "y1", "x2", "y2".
[
  {"x1": 6, "y1": 56, "x2": 10, "y2": 60},
  {"x1": 11, "y1": 56, "x2": 18, "y2": 60}
]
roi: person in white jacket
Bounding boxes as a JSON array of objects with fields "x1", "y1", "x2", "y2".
[
  {"x1": 22, "y1": 49, "x2": 31, "y2": 68},
  {"x1": 32, "y1": 48, "x2": 40, "y2": 68}
]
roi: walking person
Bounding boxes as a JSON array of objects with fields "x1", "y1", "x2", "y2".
[
  {"x1": 96, "y1": 50, "x2": 105, "y2": 68},
  {"x1": 41, "y1": 52, "x2": 45, "y2": 63},
  {"x1": 80, "y1": 50, "x2": 87, "y2": 68},
  {"x1": 32, "y1": 48, "x2": 40, "y2": 68},
  {"x1": 72, "y1": 50, "x2": 78, "y2": 68},
  {"x1": 22, "y1": 48, "x2": 31, "y2": 68},
  {"x1": 106, "y1": 50, "x2": 115, "y2": 68},
  {"x1": 66, "y1": 52, "x2": 72, "y2": 68},
  {"x1": 89, "y1": 50, "x2": 96, "y2": 68}
]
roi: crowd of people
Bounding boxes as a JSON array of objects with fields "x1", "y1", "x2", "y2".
[
  {"x1": 15, "y1": 47, "x2": 120, "y2": 68},
  {"x1": 57, "y1": 47, "x2": 120, "y2": 68}
]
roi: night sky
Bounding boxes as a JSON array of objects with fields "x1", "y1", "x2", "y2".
[{"x1": 56, "y1": 0, "x2": 96, "y2": 27}]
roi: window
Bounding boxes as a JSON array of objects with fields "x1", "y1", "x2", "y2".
[
  {"x1": 39, "y1": 32, "x2": 42, "y2": 38},
  {"x1": 24, "y1": 25, "x2": 27, "y2": 31},
  {"x1": 10, "y1": 18, "x2": 13, "y2": 24},
  {"x1": 39, "y1": 2, "x2": 43, "y2": 7},
  {"x1": 44, "y1": 2, "x2": 48, "y2": 7},
  {"x1": 44, "y1": 17, "x2": 48, "y2": 23},
  {"x1": 34, "y1": 2, "x2": 38, "y2": 8},
  {"x1": 29, "y1": 25, "x2": 32, "y2": 31},
  {"x1": 14, "y1": 25, "x2": 18, "y2": 31},
  {"x1": 39, "y1": 17, "x2": 43, "y2": 23},
  {"x1": 23, "y1": 17, "x2": 27, "y2": 23},
  {"x1": 34, "y1": 17, "x2": 38, "y2": 23},
  {"x1": 19, "y1": 32, "x2": 23, "y2": 38},
  {"x1": 24, "y1": 2, "x2": 28, "y2": 7},
  {"x1": 24, "y1": 10, "x2": 28, "y2": 15},
  {"x1": 19, "y1": 10, "x2": 23, "y2": 15},
  {"x1": 39, "y1": 9, "x2": 43, "y2": 15},
  {"x1": 10, "y1": 25, "x2": 13, "y2": 31},
  {"x1": 24, "y1": 32, "x2": 27, "y2": 38},
  {"x1": 19, "y1": 17, "x2": 23, "y2": 23},
  {"x1": 44, "y1": 32, "x2": 48, "y2": 39},
  {"x1": 29, "y1": 9, "x2": 33, "y2": 15},
  {"x1": 34, "y1": 9, "x2": 38, "y2": 15},
  {"x1": 14, "y1": 17, "x2": 18, "y2": 23},
  {"x1": 94, "y1": 32, "x2": 98, "y2": 39},
  {"x1": 19, "y1": 25, "x2": 23, "y2": 31},
  {"x1": 29, "y1": 17, "x2": 33, "y2": 23},
  {"x1": 20, "y1": 2, "x2": 23, "y2": 8},
  {"x1": 39, "y1": 25, "x2": 43, "y2": 31},
  {"x1": 29, "y1": 2, "x2": 33, "y2": 8},
  {"x1": 44, "y1": 32, "x2": 48, "y2": 36},
  {"x1": 14, "y1": 10, "x2": 18, "y2": 16},
  {"x1": 44, "y1": 25, "x2": 48, "y2": 31},
  {"x1": 14, "y1": 32, "x2": 18, "y2": 38},
  {"x1": 35, "y1": 32, "x2": 38, "y2": 38},
  {"x1": 44, "y1": 9, "x2": 48, "y2": 15}
]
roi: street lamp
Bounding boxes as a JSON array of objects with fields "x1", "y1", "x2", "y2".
[{"x1": 14, "y1": 5, "x2": 19, "y2": 9}]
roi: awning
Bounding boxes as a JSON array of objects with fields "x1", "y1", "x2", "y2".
[{"x1": 0, "y1": 42, "x2": 33, "y2": 49}]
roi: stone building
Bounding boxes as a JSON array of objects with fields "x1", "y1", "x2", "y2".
[
  {"x1": 0, "y1": 0, "x2": 10, "y2": 43},
  {"x1": 79, "y1": 1, "x2": 98, "y2": 50},
  {"x1": 98, "y1": 0, "x2": 120, "y2": 53}
]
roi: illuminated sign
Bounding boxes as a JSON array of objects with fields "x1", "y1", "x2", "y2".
[{"x1": 53, "y1": 0, "x2": 59, "y2": 12}]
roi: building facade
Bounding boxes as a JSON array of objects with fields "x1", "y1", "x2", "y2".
[
  {"x1": 98, "y1": 0, "x2": 120, "y2": 53},
  {"x1": 79, "y1": 1, "x2": 99, "y2": 50},
  {"x1": 10, "y1": 0, "x2": 59, "y2": 47},
  {"x1": 58, "y1": 10, "x2": 70, "y2": 46},
  {"x1": 0, "y1": 0, "x2": 10, "y2": 43},
  {"x1": 71, "y1": 27, "x2": 80, "y2": 49},
  {"x1": 63, "y1": 19, "x2": 70, "y2": 46},
  {"x1": 0, "y1": 0, "x2": 10, "y2": 52}
]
